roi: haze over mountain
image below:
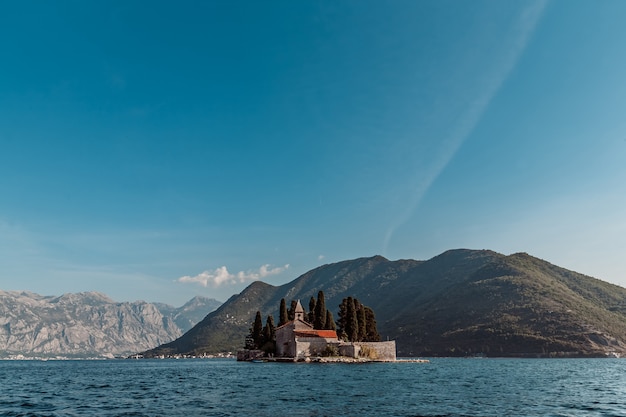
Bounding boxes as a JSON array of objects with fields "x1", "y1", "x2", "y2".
[
  {"x1": 0, "y1": 292, "x2": 221, "y2": 358},
  {"x1": 143, "y1": 249, "x2": 626, "y2": 358},
  {"x1": 153, "y1": 296, "x2": 222, "y2": 334}
]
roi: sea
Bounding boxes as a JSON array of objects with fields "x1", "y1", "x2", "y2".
[{"x1": 1, "y1": 358, "x2": 625, "y2": 417}]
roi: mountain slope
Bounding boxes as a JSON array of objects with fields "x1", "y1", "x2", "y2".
[
  {"x1": 154, "y1": 296, "x2": 223, "y2": 333},
  {"x1": 389, "y1": 252, "x2": 626, "y2": 357},
  {"x1": 146, "y1": 281, "x2": 277, "y2": 356},
  {"x1": 0, "y1": 291, "x2": 221, "y2": 358},
  {"x1": 143, "y1": 249, "x2": 626, "y2": 358}
]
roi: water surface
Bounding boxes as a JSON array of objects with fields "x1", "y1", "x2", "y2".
[{"x1": 1, "y1": 358, "x2": 624, "y2": 416}]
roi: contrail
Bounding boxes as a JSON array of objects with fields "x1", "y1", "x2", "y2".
[{"x1": 383, "y1": 0, "x2": 548, "y2": 255}]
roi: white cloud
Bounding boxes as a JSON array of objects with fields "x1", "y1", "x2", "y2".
[
  {"x1": 176, "y1": 264, "x2": 290, "y2": 287},
  {"x1": 318, "y1": 255, "x2": 325, "y2": 261}
]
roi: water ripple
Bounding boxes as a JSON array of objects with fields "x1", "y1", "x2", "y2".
[{"x1": 1, "y1": 358, "x2": 626, "y2": 416}]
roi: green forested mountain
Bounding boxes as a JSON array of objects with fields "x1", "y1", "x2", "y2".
[{"x1": 142, "y1": 249, "x2": 626, "y2": 358}]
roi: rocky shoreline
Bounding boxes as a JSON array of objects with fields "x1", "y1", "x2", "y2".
[{"x1": 246, "y1": 356, "x2": 429, "y2": 363}]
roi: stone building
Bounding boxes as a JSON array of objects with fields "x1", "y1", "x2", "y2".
[
  {"x1": 274, "y1": 300, "x2": 396, "y2": 361},
  {"x1": 275, "y1": 300, "x2": 339, "y2": 359}
]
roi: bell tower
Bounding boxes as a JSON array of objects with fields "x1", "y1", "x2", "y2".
[{"x1": 294, "y1": 300, "x2": 305, "y2": 321}]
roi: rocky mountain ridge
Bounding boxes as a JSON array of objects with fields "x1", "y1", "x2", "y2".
[{"x1": 0, "y1": 291, "x2": 221, "y2": 358}]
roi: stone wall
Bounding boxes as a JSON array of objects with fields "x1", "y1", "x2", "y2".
[
  {"x1": 295, "y1": 337, "x2": 338, "y2": 358},
  {"x1": 276, "y1": 328, "x2": 294, "y2": 357},
  {"x1": 355, "y1": 341, "x2": 396, "y2": 361},
  {"x1": 236, "y1": 349, "x2": 265, "y2": 361},
  {"x1": 338, "y1": 343, "x2": 359, "y2": 358},
  {"x1": 337, "y1": 341, "x2": 396, "y2": 361}
]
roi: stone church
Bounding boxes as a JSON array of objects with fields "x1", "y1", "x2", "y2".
[
  {"x1": 275, "y1": 300, "x2": 339, "y2": 358},
  {"x1": 275, "y1": 300, "x2": 396, "y2": 361}
]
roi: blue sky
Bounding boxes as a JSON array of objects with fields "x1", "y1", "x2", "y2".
[{"x1": 1, "y1": 1, "x2": 626, "y2": 306}]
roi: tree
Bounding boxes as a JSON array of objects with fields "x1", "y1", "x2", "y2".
[
  {"x1": 337, "y1": 298, "x2": 348, "y2": 339},
  {"x1": 325, "y1": 310, "x2": 336, "y2": 331},
  {"x1": 314, "y1": 291, "x2": 326, "y2": 330},
  {"x1": 288, "y1": 300, "x2": 298, "y2": 321},
  {"x1": 262, "y1": 315, "x2": 276, "y2": 354},
  {"x1": 263, "y1": 315, "x2": 276, "y2": 343},
  {"x1": 337, "y1": 296, "x2": 380, "y2": 342},
  {"x1": 258, "y1": 314, "x2": 276, "y2": 354},
  {"x1": 308, "y1": 296, "x2": 317, "y2": 324},
  {"x1": 345, "y1": 297, "x2": 358, "y2": 342},
  {"x1": 252, "y1": 311, "x2": 264, "y2": 348},
  {"x1": 364, "y1": 306, "x2": 381, "y2": 342},
  {"x1": 279, "y1": 298, "x2": 288, "y2": 326},
  {"x1": 357, "y1": 302, "x2": 367, "y2": 342}
]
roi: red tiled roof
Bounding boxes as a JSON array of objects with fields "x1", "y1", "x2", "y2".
[{"x1": 294, "y1": 330, "x2": 338, "y2": 339}]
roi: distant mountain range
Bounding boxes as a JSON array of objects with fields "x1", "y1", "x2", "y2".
[
  {"x1": 143, "y1": 249, "x2": 626, "y2": 358},
  {"x1": 0, "y1": 291, "x2": 221, "y2": 358}
]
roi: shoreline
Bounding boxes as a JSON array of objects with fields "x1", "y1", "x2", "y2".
[{"x1": 247, "y1": 356, "x2": 430, "y2": 364}]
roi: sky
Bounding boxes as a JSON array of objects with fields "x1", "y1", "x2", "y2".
[{"x1": 1, "y1": 0, "x2": 626, "y2": 306}]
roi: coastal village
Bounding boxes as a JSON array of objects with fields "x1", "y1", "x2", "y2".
[{"x1": 237, "y1": 296, "x2": 398, "y2": 363}]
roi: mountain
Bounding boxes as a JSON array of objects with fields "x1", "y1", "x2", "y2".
[
  {"x1": 0, "y1": 291, "x2": 221, "y2": 358},
  {"x1": 153, "y1": 296, "x2": 223, "y2": 333},
  {"x1": 143, "y1": 249, "x2": 626, "y2": 358}
]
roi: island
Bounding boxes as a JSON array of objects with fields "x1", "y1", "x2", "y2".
[{"x1": 237, "y1": 292, "x2": 397, "y2": 362}]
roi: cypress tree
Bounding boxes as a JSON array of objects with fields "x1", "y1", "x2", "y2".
[
  {"x1": 314, "y1": 291, "x2": 326, "y2": 330},
  {"x1": 346, "y1": 297, "x2": 358, "y2": 342},
  {"x1": 288, "y1": 300, "x2": 298, "y2": 321},
  {"x1": 263, "y1": 315, "x2": 275, "y2": 344},
  {"x1": 357, "y1": 302, "x2": 367, "y2": 342},
  {"x1": 325, "y1": 309, "x2": 336, "y2": 331},
  {"x1": 261, "y1": 315, "x2": 276, "y2": 354},
  {"x1": 364, "y1": 306, "x2": 381, "y2": 342},
  {"x1": 252, "y1": 311, "x2": 263, "y2": 348},
  {"x1": 337, "y1": 298, "x2": 347, "y2": 339},
  {"x1": 279, "y1": 298, "x2": 288, "y2": 326},
  {"x1": 308, "y1": 296, "x2": 317, "y2": 324}
]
